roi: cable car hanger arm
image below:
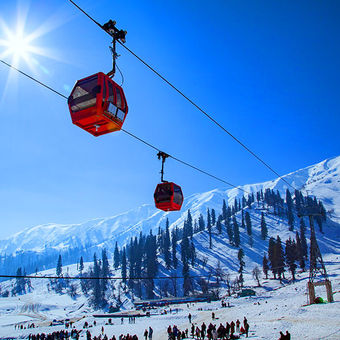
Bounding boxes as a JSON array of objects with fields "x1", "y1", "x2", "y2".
[
  {"x1": 102, "y1": 20, "x2": 127, "y2": 78},
  {"x1": 157, "y1": 151, "x2": 169, "y2": 183},
  {"x1": 68, "y1": 0, "x2": 127, "y2": 78}
]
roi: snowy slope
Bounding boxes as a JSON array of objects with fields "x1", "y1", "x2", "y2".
[
  {"x1": 0, "y1": 157, "x2": 340, "y2": 339},
  {"x1": 1, "y1": 155, "x2": 339, "y2": 256},
  {"x1": 0, "y1": 254, "x2": 339, "y2": 340}
]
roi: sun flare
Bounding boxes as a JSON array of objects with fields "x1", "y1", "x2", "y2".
[
  {"x1": 0, "y1": 25, "x2": 42, "y2": 68},
  {"x1": 1, "y1": 30, "x2": 34, "y2": 60}
]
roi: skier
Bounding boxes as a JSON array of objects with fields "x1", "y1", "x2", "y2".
[{"x1": 144, "y1": 329, "x2": 148, "y2": 340}]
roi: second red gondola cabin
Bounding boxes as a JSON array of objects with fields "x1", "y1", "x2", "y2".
[
  {"x1": 68, "y1": 72, "x2": 128, "y2": 137},
  {"x1": 154, "y1": 182, "x2": 183, "y2": 211}
]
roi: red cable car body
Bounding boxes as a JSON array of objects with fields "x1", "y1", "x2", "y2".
[
  {"x1": 68, "y1": 72, "x2": 128, "y2": 137},
  {"x1": 154, "y1": 182, "x2": 184, "y2": 211}
]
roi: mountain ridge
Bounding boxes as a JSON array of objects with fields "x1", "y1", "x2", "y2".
[{"x1": 1, "y1": 155, "x2": 339, "y2": 256}]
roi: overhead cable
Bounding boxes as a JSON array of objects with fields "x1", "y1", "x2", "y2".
[
  {"x1": 0, "y1": 59, "x2": 249, "y2": 194},
  {"x1": 0, "y1": 274, "x2": 212, "y2": 281},
  {"x1": 67, "y1": 0, "x2": 296, "y2": 191}
]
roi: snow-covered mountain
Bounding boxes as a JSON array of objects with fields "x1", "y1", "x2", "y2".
[
  {"x1": 0, "y1": 155, "x2": 339, "y2": 257},
  {"x1": 0, "y1": 156, "x2": 340, "y2": 340}
]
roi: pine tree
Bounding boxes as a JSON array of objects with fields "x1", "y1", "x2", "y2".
[
  {"x1": 181, "y1": 235, "x2": 190, "y2": 265},
  {"x1": 222, "y1": 199, "x2": 228, "y2": 220},
  {"x1": 241, "y1": 209, "x2": 245, "y2": 228},
  {"x1": 190, "y1": 239, "x2": 196, "y2": 267},
  {"x1": 268, "y1": 237, "x2": 277, "y2": 279},
  {"x1": 164, "y1": 219, "x2": 171, "y2": 269},
  {"x1": 294, "y1": 189, "x2": 302, "y2": 216},
  {"x1": 299, "y1": 218, "x2": 308, "y2": 260},
  {"x1": 233, "y1": 216, "x2": 240, "y2": 247},
  {"x1": 23, "y1": 268, "x2": 31, "y2": 293},
  {"x1": 234, "y1": 198, "x2": 238, "y2": 212},
  {"x1": 286, "y1": 189, "x2": 295, "y2": 231},
  {"x1": 193, "y1": 219, "x2": 199, "y2": 234},
  {"x1": 92, "y1": 253, "x2": 102, "y2": 308},
  {"x1": 101, "y1": 249, "x2": 110, "y2": 299},
  {"x1": 114, "y1": 242, "x2": 120, "y2": 269},
  {"x1": 145, "y1": 231, "x2": 158, "y2": 299},
  {"x1": 285, "y1": 238, "x2": 297, "y2": 280},
  {"x1": 245, "y1": 211, "x2": 252, "y2": 236},
  {"x1": 256, "y1": 191, "x2": 261, "y2": 203},
  {"x1": 242, "y1": 195, "x2": 247, "y2": 209},
  {"x1": 135, "y1": 232, "x2": 144, "y2": 297},
  {"x1": 79, "y1": 256, "x2": 84, "y2": 274},
  {"x1": 184, "y1": 211, "x2": 193, "y2": 238},
  {"x1": 216, "y1": 215, "x2": 222, "y2": 234},
  {"x1": 226, "y1": 217, "x2": 233, "y2": 244},
  {"x1": 262, "y1": 254, "x2": 269, "y2": 279},
  {"x1": 121, "y1": 248, "x2": 127, "y2": 283},
  {"x1": 260, "y1": 213, "x2": 268, "y2": 240},
  {"x1": 238, "y1": 248, "x2": 245, "y2": 287},
  {"x1": 15, "y1": 267, "x2": 25, "y2": 295},
  {"x1": 127, "y1": 238, "x2": 135, "y2": 288},
  {"x1": 207, "y1": 209, "x2": 212, "y2": 249},
  {"x1": 198, "y1": 214, "x2": 205, "y2": 231},
  {"x1": 275, "y1": 236, "x2": 285, "y2": 279},
  {"x1": 56, "y1": 254, "x2": 62, "y2": 277},
  {"x1": 211, "y1": 209, "x2": 216, "y2": 225},
  {"x1": 295, "y1": 231, "x2": 305, "y2": 271},
  {"x1": 171, "y1": 229, "x2": 178, "y2": 269},
  {"x1": 182, "y1": 259, "x2": 191, "y2": 296}
]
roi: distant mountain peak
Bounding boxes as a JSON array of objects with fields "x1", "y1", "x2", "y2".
[{"x1": 1, "y1": 155, "x2": 339, "y2": 256}]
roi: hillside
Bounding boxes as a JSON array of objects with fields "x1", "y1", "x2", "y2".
[
  {"x1": 0, "y1": 155, "x2": 339, "y2": 260},
  {"x1": 0, "y1": 156, "x2": 340, "y2": 339}
]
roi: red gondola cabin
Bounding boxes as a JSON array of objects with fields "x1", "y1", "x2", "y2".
[
  {"x1": 68, "y1": 72, "x2": 128, "y2": 136},
  {"x1": 154, "y1": 182, "x2": 183, "y2": 211}
]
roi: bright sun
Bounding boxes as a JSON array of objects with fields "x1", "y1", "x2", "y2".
[
  {"x1": 3, "y1": 31, "x2": 33, "y2": 59},
  {"x1": 0, "y1": 27, "x2": 39, "y2": 67}
]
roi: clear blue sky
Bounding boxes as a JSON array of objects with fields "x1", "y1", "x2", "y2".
[{"x1": 0, "y1": 0, "x2": 339, "y2": 238}]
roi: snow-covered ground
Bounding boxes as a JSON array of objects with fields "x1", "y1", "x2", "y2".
[{"x1": 0, "y1": 254, "x2": 339, "y2": 339}]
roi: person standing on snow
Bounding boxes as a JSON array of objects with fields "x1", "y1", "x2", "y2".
[
  {"x1": 236, "y1": 319, "x2": 240, "y2": 333},
  {"x1": 148, "y1": 326, "x2": 153, "y2": 340},
  {"x1": 244, "y1": 321, "x2": 250, "y2": 338},
  {"x1": 230, "y1": 321, "x2": 235, "y2": 335}
]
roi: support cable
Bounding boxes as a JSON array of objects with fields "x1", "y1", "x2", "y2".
[
  {"x1": 0, "y1": 274, "x2": 211, "y2": 281},
  {"x1": 68, "y1": 0, "x2": 296, "y2": 191},
  {"x1": 0, "y1": 59, "x2": 249, "y2": 194}
]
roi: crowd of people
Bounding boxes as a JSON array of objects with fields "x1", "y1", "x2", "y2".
[
  {"x1": 167, "y1": 316, "x2": 250, "y2": 339},
  {"x1": 19, "y1": 302, "x2": 294, "y2": 340},
  {"x1": 28, "y1": 329, "x2": 81, "y2": 340},
  {"x1": 28, "y1": 329, "x2": 140, "y2": 340}
]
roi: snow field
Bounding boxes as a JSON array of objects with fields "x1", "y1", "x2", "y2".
[{"x1": 0, "y1": 254, "x2": 339, "y2": 339}]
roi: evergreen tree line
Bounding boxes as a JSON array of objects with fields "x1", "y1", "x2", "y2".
[
  {"x1": 262, "y1": 218, "x2": 308, "y2": 281},
  {"x1": 5, "y1": 188, "x2": 326, "y2": 301}
]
